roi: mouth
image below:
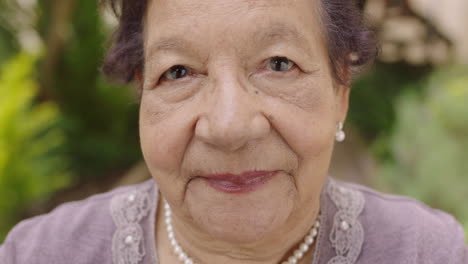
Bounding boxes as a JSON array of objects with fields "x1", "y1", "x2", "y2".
[{"x1": 200, "y1": 170, "x2": 279, "y2": 194}]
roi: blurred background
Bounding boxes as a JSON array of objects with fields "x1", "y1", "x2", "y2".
[{"x1": 0, "y1": 0, "x2": 467, "y2": 242}]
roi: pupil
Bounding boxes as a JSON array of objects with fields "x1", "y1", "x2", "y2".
[
  {"x1": 172, "y1": 66, "x2": 187, "y2": 79},
  {"x1": 273, "y1": 57, "x2": 288, "y2": 71}
]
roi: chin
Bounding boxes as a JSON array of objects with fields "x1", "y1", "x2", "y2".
[{"x1": 184, "y1": 172, "x2": 296, "y2": 243}]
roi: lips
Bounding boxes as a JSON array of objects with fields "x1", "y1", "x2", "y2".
[{"x1": 201, "y1": 170, "x2": 279, "y2": 194}]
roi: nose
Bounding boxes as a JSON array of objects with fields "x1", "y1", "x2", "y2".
[{"x1": 194, "y1": 74, "x2": 270, "y2": 151}]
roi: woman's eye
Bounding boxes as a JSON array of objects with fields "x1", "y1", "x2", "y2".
[
  {"x1": 163, "y1": 65, "x2": 190, "y2": 80},
  {"x1": 267, "y1": 57, "x2": 294, "y2": 72}
]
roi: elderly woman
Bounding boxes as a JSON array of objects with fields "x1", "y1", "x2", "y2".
[{"x1": 1, "y1": 0, "x2": 467, "y2": 263}]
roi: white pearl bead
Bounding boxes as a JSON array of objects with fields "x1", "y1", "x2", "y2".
[
  {"x1": 168, "y1": 232, "x2": 174, "y2": 240},
  {"x1": 314, "y1": 221, "x2": 320, "y2": 228},
  {"x1": 184, "y1": 259, "x2": 193, "y2": 264},
  {"x1": 300, "y1": 243, "x2": 309, "y2": 252},
  {"x1": 338, "y1": 187, "x2": 346, "y2": 194},
  {"x1": 124, "y1": 235, "x2": 133, "y2": 244},
  {"x1": 340, "y1": 220, "x2": 350, "y2": 230},
  {"x1": 304, "y1": 235, "x2": 314, "y2": 245},
  {"x1": 294, "y1": 249, "x2": 303, "y2": 259},
  {"x1": 336, "y1": 130, "x2": 346, "y2": 142},
  {"x1": 174, "y1": 245, "x2": 182, "y2": 254},
  {"x1": 178, "y1": 253, "x2": 187, "y2": 261},
  {"x1": 170, "y1": 239, "x2": 178, "y2": 247},
  {"x1": 310, "y1": 228, "x2": 318, "y2": 237},
  {"x1": 288, "y1": 256, "x2": 297, "y2": 263},
  {"x1": 127, "y1": 194, "x2": 135, "y2": 202}
]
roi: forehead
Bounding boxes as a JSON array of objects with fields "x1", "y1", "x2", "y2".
[
  {"x1": 145, "y1": 0, "x2": 321, "y2": 44},
  {"x1": 147, "y1": 0, "x2": 314, "y2": 18}
]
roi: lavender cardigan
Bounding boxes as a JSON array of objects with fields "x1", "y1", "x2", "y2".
[{"x1": 1, "y1": 177, "x2": 467, "y2": 264}]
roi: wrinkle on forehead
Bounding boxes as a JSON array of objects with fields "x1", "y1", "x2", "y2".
[
  {"x1": 145, "y1": 21, "x2": 314, "y2": 61},
  {"x1": 243, "y1": 0, "x2": 299, "y2": 9},
  {"x1": 145, "y1": 0, "x2": 321, "y2": 38},
  {"x1": 148, "y1": 0, "x2": 302, "y2": 19}
]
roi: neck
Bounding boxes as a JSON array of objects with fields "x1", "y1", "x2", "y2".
[{"x1": 155, "y1": 198, "x2": 320, "y2": 264}]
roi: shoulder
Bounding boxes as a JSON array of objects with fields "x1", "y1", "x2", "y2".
[
  {"x1": 0, "y1": 179, "x2": 155, "y2": 264},
  {"x1": 336, "y1": 180, "x2": 468, "y2": 264}
]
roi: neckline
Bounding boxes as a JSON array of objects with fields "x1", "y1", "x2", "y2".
[
  {"x1": 149, "y1": 178, "x2": 331, "y2": 264},
  {"x1": 110, "y1": 176, "x2": 365, "y2": 264}
]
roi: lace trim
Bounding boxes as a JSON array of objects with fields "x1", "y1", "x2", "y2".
[
  {"x1": 109, "y1": 179, "x2": 364, "y2": 264},
  {"x1": 111, "y1": 185, "x2": 152, "y2": 264},
  {"x1": 327, "y1": 179, "x2": 365, "y2": 264}
]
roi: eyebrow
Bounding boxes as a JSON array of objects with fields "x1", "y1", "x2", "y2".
[
  {"x1": 252, "y1": 23, "x2": 310, "y2": 50},
  {"x1": 146, "y1": 37, "x2": 193, "y2": 59},
  {"x1": 146, "y1": 23, "x2": 311, "y2": 60}
]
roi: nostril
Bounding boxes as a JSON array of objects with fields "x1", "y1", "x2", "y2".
[{"x1": 194, "y1": 113, "x2": 270, "y2": 152}]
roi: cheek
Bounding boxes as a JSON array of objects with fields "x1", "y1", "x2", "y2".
[
  {"x1": 139, "y1": 95, "x2": 195, "y2": 177},
  {"x1": 265, "y1": 83, "x2": 337, "y2": 161},
  {"x1": 263, "y1": 82, "x2": 336, "y2": 203},
  {"x1": 271, "y1": 107, "x2": 335, "y2": 164}
]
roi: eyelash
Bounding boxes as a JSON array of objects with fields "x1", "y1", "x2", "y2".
[
  {"x1": 264, "y1": 56, "x2": 298, "y2": 73},
  {"x1": 157, "y1": 65, "x2": 194, "y2": 84},
  {"x1": 156, "y1": 56, "x2": 298, "y2": 86}
]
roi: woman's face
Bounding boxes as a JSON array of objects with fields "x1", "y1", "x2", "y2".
[{"x1": 140, "y1": 0, "x2": 349, "y2": 243}]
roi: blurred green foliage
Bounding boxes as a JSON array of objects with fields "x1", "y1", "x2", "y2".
[
  {"x1": 0, "y1": 0, "x2": 20, "y2": 63},
  {"x1": 0, "y1": 0, "x2": 140, "y2": 242},
  {"x1": 377, "y1": 66, "x2": 468, "y2": 231},
  {"x1": 349, "y1": 63, "x2": 430, "y2": 142},
  {"x1": 37, "y1": 0, "x2": 141, "y2": 179},
  {"x1": 0, "y1": 53, "x2": 71, "y2": 240}
]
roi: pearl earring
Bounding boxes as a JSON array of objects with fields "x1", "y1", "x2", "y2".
[{"x1": 335, "y1": 122, "x2": 346, "y2": 142}]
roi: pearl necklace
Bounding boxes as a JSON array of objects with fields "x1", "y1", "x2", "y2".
[{"x1": 163, "y1": 201, "x2": 320, "y2": 264}]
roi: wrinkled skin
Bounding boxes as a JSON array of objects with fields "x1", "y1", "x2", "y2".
[{"x1": 139, "y1": 0, "x2": 350, "y2": 263}]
